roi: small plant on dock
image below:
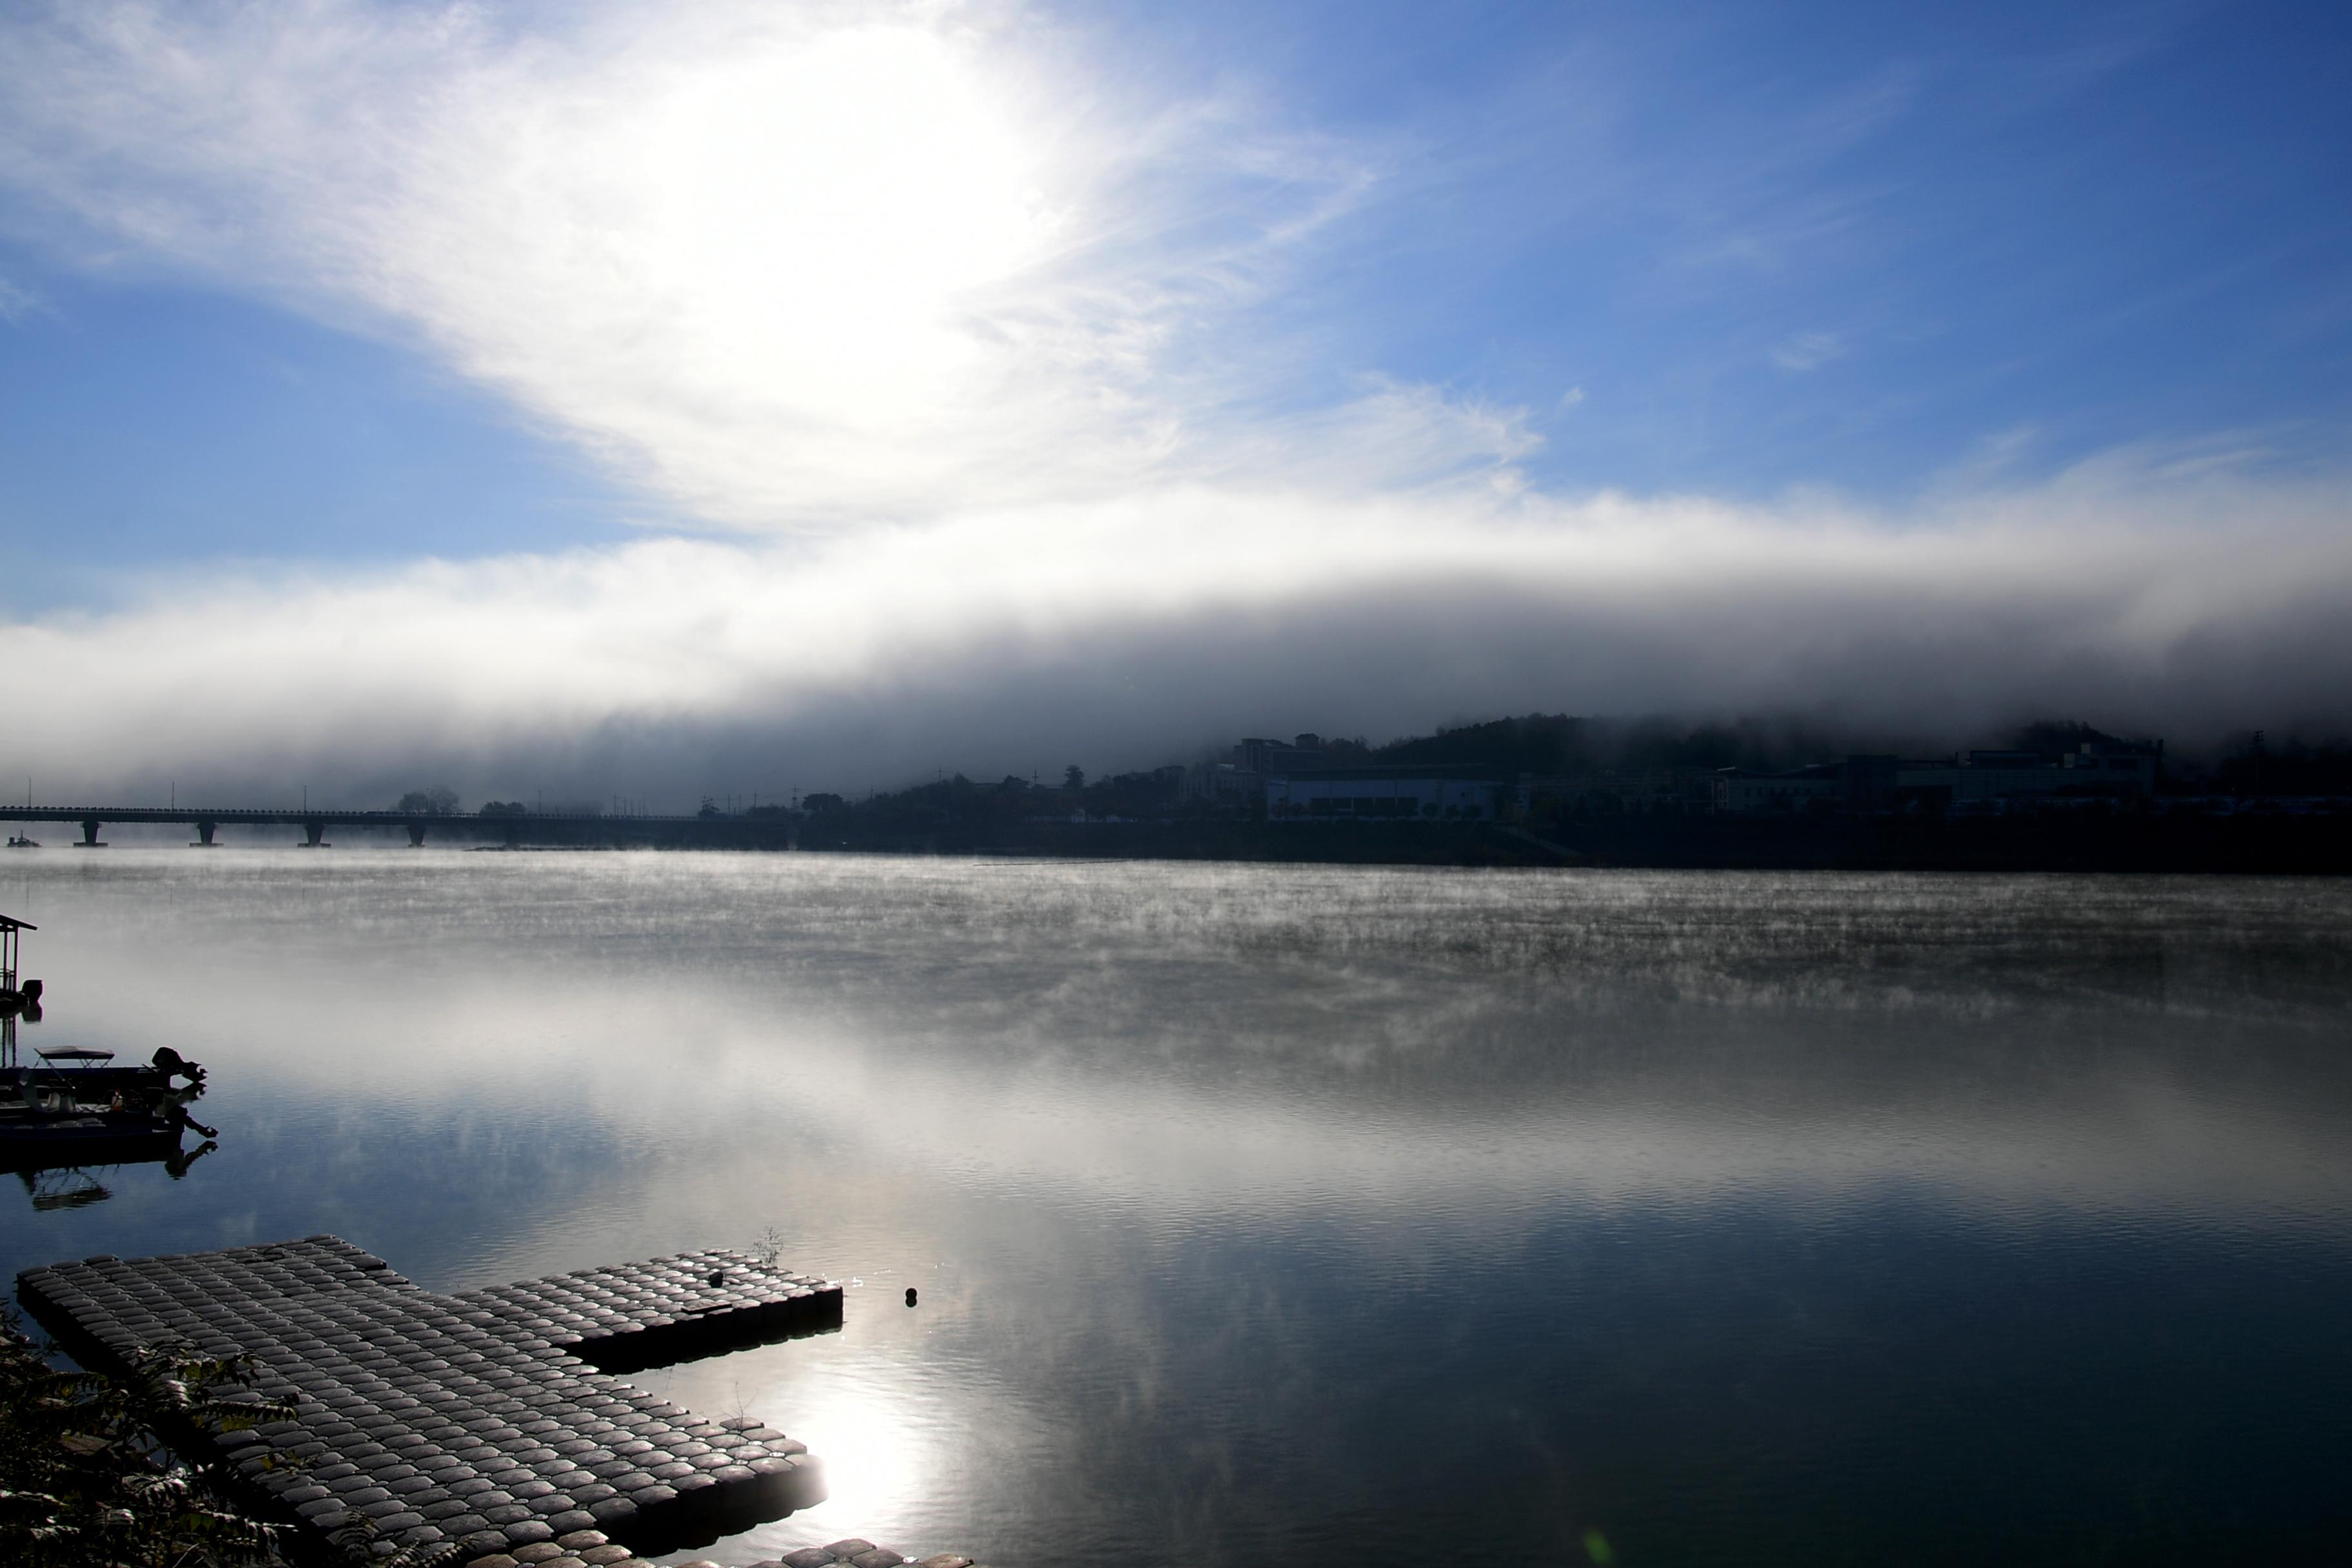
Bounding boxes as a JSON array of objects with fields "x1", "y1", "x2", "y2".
[
  {"x1": 0, "y1": 1306, "x2": 295, "y2": 1567},
  {"x1": 751, "y1": 1225, "x2": 787, "y2": 1268}
]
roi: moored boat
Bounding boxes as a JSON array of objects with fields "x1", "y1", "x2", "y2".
[
  {"x1": 0, "y1": 916, "x2": 217, "y2": 1166},
  {"x1": 0, "y1": 1045, "x2": 207, "y2": 1105}
]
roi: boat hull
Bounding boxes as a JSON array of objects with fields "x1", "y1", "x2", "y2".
[{"x1": 0, "y1": 1115, "x2": 185, "y2": 1173}]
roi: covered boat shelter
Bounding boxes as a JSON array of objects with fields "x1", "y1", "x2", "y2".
[{"x1": 1, "y1": 912, "x2": 36, "y2": 1068}]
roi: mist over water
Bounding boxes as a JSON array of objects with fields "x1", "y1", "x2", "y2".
[{"x1": 3, "y1": 852, "x2": 2348, "y2": 1565}]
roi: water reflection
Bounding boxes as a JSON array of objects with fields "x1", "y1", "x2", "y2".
[
  {"x1": 1, "y1": 852, "x2": 2349, "y2": 1566},
  {"x1": 9, "y1": 1141, "x2": 217, "y2": 1211}
]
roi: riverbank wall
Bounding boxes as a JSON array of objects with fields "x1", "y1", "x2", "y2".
[{"x1": 798, "y1": 812, "x2": 2352, "y2": 874}]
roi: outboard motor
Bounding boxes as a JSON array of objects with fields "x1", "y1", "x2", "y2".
[
  {"x1": 152, "y1": 1045, "x2": 206, "y2": 1089},
  {"x1": 19, "y1": 978, "x2": 39, "y2": 1004}
]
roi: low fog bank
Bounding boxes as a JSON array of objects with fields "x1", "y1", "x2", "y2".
[
  {"x1": 17, "y1": 602, "x2": 2350, "y2": 814},
  {"x1": 8, "y1": 471, "x2": 2352, "y2": 810}
]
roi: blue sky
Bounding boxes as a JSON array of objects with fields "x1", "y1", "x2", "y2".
[
  {"x1": 0, "y1": 1, "x2": 2348, "y2": 798},
  {"x1": 0, "y1": 276, "x2": 647, "y2": 602},
  {"x1": 1121, "y1": 0, "x2": 2352, "y2": 478}
]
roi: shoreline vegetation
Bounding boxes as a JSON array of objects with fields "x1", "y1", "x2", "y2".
[
  {"x1": 1, "y1": 1306, "x2": 301, "y2": 1568},
  {"x1": 24, "y1": 716, "x2": 2351, "y2": 871}
]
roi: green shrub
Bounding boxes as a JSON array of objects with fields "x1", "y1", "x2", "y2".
[{"x1": 0, "y1": 1304, "x2": 295, "y2": 1568}]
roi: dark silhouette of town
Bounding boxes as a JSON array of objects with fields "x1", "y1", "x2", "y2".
[{"x1": 455, "y1": 715, "x2": 2352, "y2": 872}]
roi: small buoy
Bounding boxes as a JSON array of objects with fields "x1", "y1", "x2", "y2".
[
  {"x1": 709, "y1": 1270, "x2": 725, "y2": 1288},
  {"x1": 905, "y1": 1287, "x2": 917, "y2": 1308}
]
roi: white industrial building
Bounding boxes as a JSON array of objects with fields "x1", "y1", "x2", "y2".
[
  {"x1": 1896, "y1": 742, "x2": 2162, "y2": 805},
  {"x1": 1713, "y1": 740, "x2": 2164, "y2": 815},
  {"x1": 1712, "y1": 768, "x2": 1843, "y2": 814},
  {"x1": 1266, "y1": 772, "x2": 1500, "y2": 821},
  {"x1": 1182, "y1": 734, "x2": 1331, "y2": 803}
]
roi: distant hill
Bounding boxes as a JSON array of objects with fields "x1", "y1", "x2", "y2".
[
  {"x1": 1365, "y1": 712, "x2": 1881, "y2": 775},
  {"x1": 1370, "y1": 714, "x2": 1595, "y2": 774}
]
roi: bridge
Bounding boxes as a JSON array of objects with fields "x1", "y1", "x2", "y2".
[{"x1": 0, "y1": 804, "x2": 799, "y2": 850}]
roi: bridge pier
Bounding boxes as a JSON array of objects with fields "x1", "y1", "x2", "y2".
[
  {"x1": 191, "y1": 821, "x2": 217, "y2": 847},
  {"x1": 406, "y1": 820, "x2": 427, "y2": 847},
  {"x1": 300, "y1": 818, "x2": 328, "y2": 848},
  {"x1": 74, "y1": 818, "x2": 104, "y2": 848}
]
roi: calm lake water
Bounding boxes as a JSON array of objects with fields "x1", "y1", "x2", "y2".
[{"x1": 3, "y1": 850, "x2": 2348, "y2": 1565}]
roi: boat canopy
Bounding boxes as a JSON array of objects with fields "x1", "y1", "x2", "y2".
[
  {"x1": 0, "y1": 914, "x2": 35, "y2": 932},
  {"x1": 36, "y1": 1048, "x2": 113, "y2": 1063}
]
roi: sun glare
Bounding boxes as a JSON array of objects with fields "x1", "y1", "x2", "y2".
[
  {"x1": 779, "y1": 1373, "x2": 934, "y2": 1534},
  {"x1": 588, "y1": 24, "x2": 1056, "y2": 422}
]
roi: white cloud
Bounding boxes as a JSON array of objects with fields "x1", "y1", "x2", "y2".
[{"x1": 0, "y1": 1, "x2": 1429, "y2": 527}]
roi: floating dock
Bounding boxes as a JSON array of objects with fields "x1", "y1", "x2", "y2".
[{"x1": 15, "y1": 1236, "x2": 875, "y2": 1562}]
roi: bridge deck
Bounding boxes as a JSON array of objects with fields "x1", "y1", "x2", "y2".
[
  {"x1": 0, "y1": 803, "x2": 799, "y2": 847},
  {"x1": 0, "y1": 806, "x2": 700, "y2": 825},
  {"x1": 17, "y1": 1237, "x2": 842, "y2": 1559}
]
